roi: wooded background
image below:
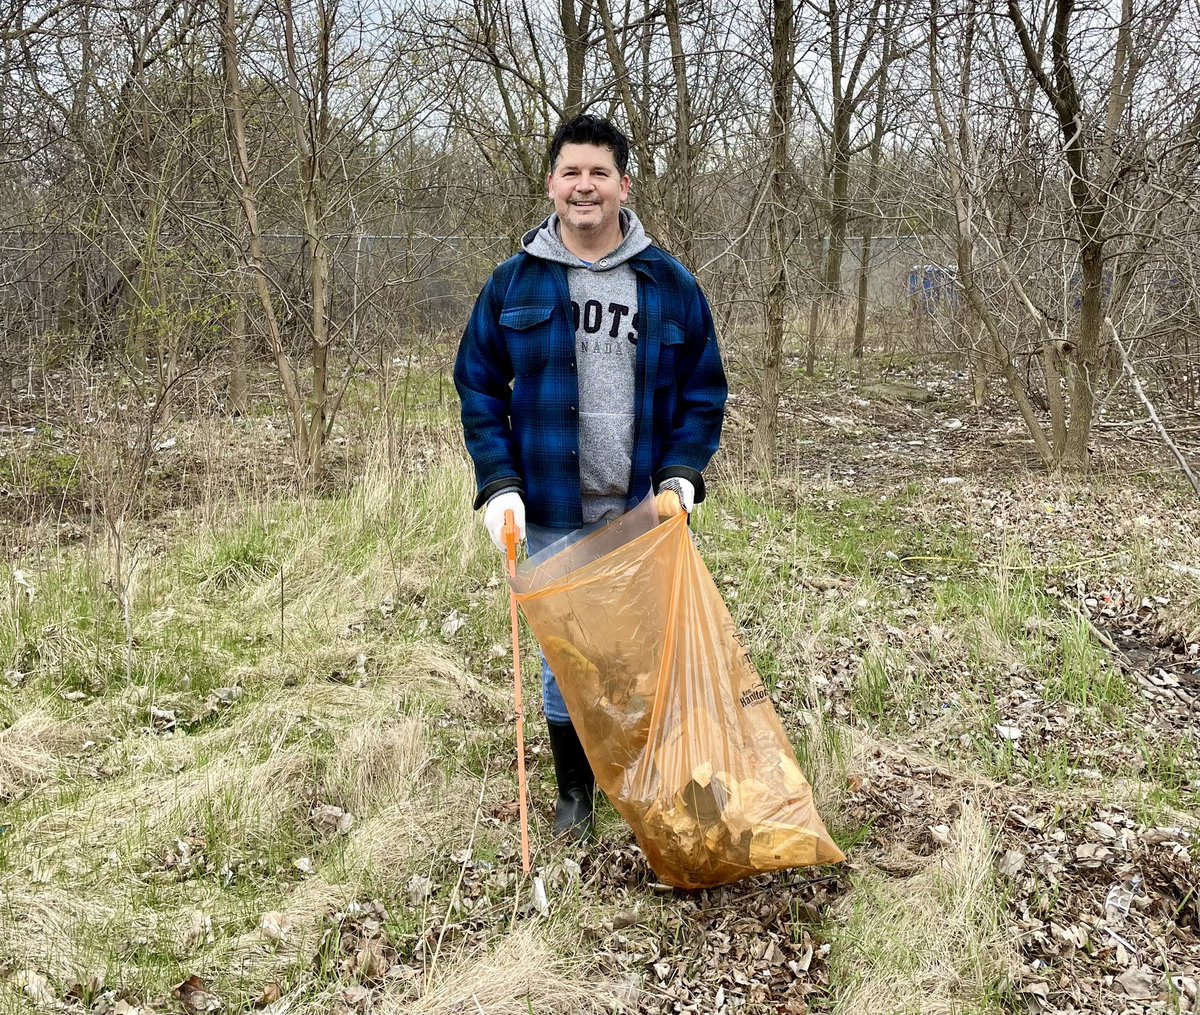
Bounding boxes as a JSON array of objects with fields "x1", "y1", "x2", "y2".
[{"x1": 3, "y1": 0, "x2": 1198, "y2": 482}]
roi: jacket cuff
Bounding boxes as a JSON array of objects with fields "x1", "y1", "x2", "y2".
[
  {"x1": 653, "y1": 466, "x2": 705, "y2": 503},
  {"x1": 475, "y1": 478, "x2": 523, "y2": 511}
]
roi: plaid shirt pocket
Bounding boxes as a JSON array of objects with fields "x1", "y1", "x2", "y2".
[{"x1": 499, "y1": 304, "x2": 553, "y2": 376}]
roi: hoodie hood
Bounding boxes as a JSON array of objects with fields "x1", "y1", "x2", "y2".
[{"x1": 521, "y1": 209, "x2": 651, "y2": 269}]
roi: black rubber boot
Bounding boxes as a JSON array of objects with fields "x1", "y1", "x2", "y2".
[{"x1": 546, "y1": 720, "x2": 595, "y2": 842}]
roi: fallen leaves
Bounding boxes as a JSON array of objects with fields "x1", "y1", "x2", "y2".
[
  {"x1": 839, "y1": 743, "x2": 1198, "y2": 1014},
  {"x1": 310, "y1": 803, "x2": 355, "y2": 835},
  {"x1": 313, "y1": 898, "x2": 408, "y2": 988},
  {"x1": 64, "y1": 974, "x2": 105, "y2": 1004},
  {"x1": 440, "y1": 609, "x2": 467, "y2": 639},
  {"x1": 255, "y1": 981, "x2": 284, "y2": 1008},
  {"x1": 998, "y1": 848, "x2": 1026, "y2": 877},
  {"x1": 15, "y1": 969, "x2": 53, "y2": 1005},
  {"x1": 993, "y1": 721, "x2": 1022, "y2": 741},
  {"x1": 336, "y1": 983, "x2": 373, "y2": 1012},
  {"x1": 406, "y1": 874, "x2": 433, "y2": 907},
  {"x1": 999, "y1": 796, "x2": 1199, "y2": 1012},
  {"x1": 157, "y1": 834, "x2": 209, "y2": 878},
  {"x1": 173, "y1": 974, "x2": 221, "y2": 1014},
  {"x1": 581, "y1": 839, "x2": 841, "y2": 1012},
  {"x1": 141, "y1": 685, "x2": 244, "y2": 736},
  {"x1": 354, "y1": 934, "x2": 389, "y2": 979},
  {"x1": 183, "y1": 909, "x2": 214, "y2": 951},
  {"x1": 1115, "y1": 966, "x2": 1159, "y2": 1000},
  {"x1": 260, "y1": 911, "x2": 292, "y2": 947}
]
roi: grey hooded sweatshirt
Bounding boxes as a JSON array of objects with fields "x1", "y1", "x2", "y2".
[{"x1": 521, "y1": 209, "x2": 652, "y2": 524}]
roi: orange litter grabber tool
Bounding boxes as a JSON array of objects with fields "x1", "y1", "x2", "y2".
[{"x1": 502, "y1": 509, "x2": 532, "y2": 875}]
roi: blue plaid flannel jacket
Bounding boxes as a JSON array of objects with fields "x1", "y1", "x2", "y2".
[{"x1": 454, "y1": 244, "x2": 728, "y2": 530}]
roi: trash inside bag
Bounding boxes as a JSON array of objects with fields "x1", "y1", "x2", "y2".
[{"x1": 510, "y1": 496, "x2": 845, "y2": 889}]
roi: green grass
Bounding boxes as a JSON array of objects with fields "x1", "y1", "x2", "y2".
[
  {"x1": 828, "y1": 800, "x2": 1012, "y2": 1014},
  {"x1": 0, "y1": 442, "x2": 548, "y2": 1012},
  {"x1": 1137, "y1": 733, "x2": 1197, "y2": 793},
  {"x1": 1041, "y1": 617, "x2": 1131, "y2": 713},
  {"x1": 798, "y1": 493, "x2": 908, "y2": 578},
  {"x1": 180, "y1": 519, "x2": 282, "y2": 591},
  {"x1": 853, "y1": 645, "x2": 910, "y2": 722},
  {"x1": 2, "y1": 410, "x2": 1197, "y2": 1013},
  {"x1": 0, "y1": 437, "x2": 83, "y2": 510}
]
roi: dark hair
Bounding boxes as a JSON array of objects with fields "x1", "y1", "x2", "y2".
[{"x1": 548, "y1": 114, "x2": 630, "y2": 176}]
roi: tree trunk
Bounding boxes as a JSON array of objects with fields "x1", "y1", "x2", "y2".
[
  {"x1": 750, "y1": 0, "x2": 794, "y2": 476},
  {"x1": 1063, "y1": 241, "x2": 1103, "y2": 469},
  {"x1": 596, "y1": 0, "x2": 661, "y2": 238},
  {"x1": 1005, "y1": 0, "x2": 1152, "y2": 472},
  {"x1": 221, "y1": 0, "x2": 309, "y2": 470},
  {"x1": 853, "y1": 23, "x2": 892, "y2": 363},
  {"x1": 228, "y1": 303, "x2": 248, "y2": 416},
  {"x1": 665, "y1": 0, "x2": 696, "y2": 267},
  {"x1": 970, "y1": 322, "x2": 988, "y2": 408},
  {"x1": 560, "y1": 0, "x2": 593, "y2": 118},
  {"x1": 852, "y1": 230, "x2": 872, "y2": 361},
  {"x1": 804, "y1": 296, "x2": 820, "y2": 377},
  {"x1": 1040, "y1": 340, "x2": 1067, "y2": 461},
  {"x1": 283, "y1": 0, "x2": 333, "y2": 483},
  {"x1": 820, "y1": 107, "x2": 852, "y2": 358}
]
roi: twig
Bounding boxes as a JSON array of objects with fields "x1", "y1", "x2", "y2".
[
  {"x1": 1107, "y1": 318, "x2": 1200, "y2": 500},
  {"x1": 899, "y1": 554, "x2": 977, "y2": 575},
  {"x1": 1166, "y1": 561, "x2": 1200, "y2": 580},
  {"x1": 121, "y1": 553, "x2": 139, "y2": 685},
  {"x1": 425, "y1": 756, "x2": 488, "y2": 992},
  {"x1": 898, "y1": 551, "x2": 1125, "y2": 576}
]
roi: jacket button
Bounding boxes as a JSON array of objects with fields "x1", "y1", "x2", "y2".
[{"x1": 570, "y1": 360, "x2": 576, "y2": 370}]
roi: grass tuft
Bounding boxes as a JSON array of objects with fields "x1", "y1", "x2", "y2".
[
  {"x1": 830, "y1": 795, "x2": 1015, "y2": 1013},
  {"x1": 395, "y1": 924, "x2": 618, "y2": 1014}
]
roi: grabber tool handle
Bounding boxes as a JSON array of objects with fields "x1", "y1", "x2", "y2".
[
  {"x1": 502, "y1": 509, "x2": 518, "y2": 577},
  {"x1": 502, "y1": 508, "x2": 531, "y2": 873}
]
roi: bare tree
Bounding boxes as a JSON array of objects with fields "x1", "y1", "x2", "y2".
[
  {"x1": 749, "y1": 0, "x2": 796, "y2": 474},
  {"x1": 923, "y1": 0, "x2": 1200, "y2": 470},
  {"x1": 220, "y1": 0, "x2": 430, "y2": 482},
  {"x1": 1005, "y1": 0, "x2": 1187, "y2": 470},
  {"x1": 799, "y1": 0, "x2": 902, "y2": 375}
]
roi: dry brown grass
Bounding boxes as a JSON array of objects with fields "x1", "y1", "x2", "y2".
[
  {"x1": 0, "y1": 882, "x2": 116, "y2": 985},
  {"x1": 0, "y1": 708, "x2": 88, "y2": 798},
  {"x1": 324, "y1": 714, "x2": 431, "y2": 815},
  {"x1": 391, "y1": 924, "x2": 617, "y2": 1015},
  {"x1": 830, "y1": 779, "x2": 1016, "y2": 1014},
  {"x1": 16, "y1": 417, "x2": 1156, "y2": 1014}
]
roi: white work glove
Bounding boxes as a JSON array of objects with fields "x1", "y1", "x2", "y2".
[
  {"x1": 483, "y1": 491, "x2": 525, "y2": 552},
  {"x1": 658, "y1": 477, "x2": 695, "y2": 513}
]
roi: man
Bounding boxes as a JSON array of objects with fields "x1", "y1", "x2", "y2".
[{"x1": 454, "y1": 113, "x2": 727, "y2": 841}]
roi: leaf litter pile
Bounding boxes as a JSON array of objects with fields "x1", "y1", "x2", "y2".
[{"x1": 0, "y1": 367, "x2": 1197, "y2": 1013}]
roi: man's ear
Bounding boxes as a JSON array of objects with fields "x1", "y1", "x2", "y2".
[{"x1": 546, "y1": 173, "x2": 554, "y2": 199}]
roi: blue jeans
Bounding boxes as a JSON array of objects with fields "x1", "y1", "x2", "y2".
[{"x1": 524, "y1": 518, "x2": 609, "y2": 725}]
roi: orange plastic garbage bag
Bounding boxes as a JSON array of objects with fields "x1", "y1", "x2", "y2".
[{"x1": 510, "y1": 496, "x2": 844, "y2": 890}]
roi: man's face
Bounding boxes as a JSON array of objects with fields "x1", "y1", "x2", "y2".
[{"x1": 547, "y1": 142, "x2": 630, "y2": 240}]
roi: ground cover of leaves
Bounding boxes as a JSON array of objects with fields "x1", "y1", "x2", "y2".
[{"x1": 0, "y1": 360, "x2": 1196, "y2": 1013}]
